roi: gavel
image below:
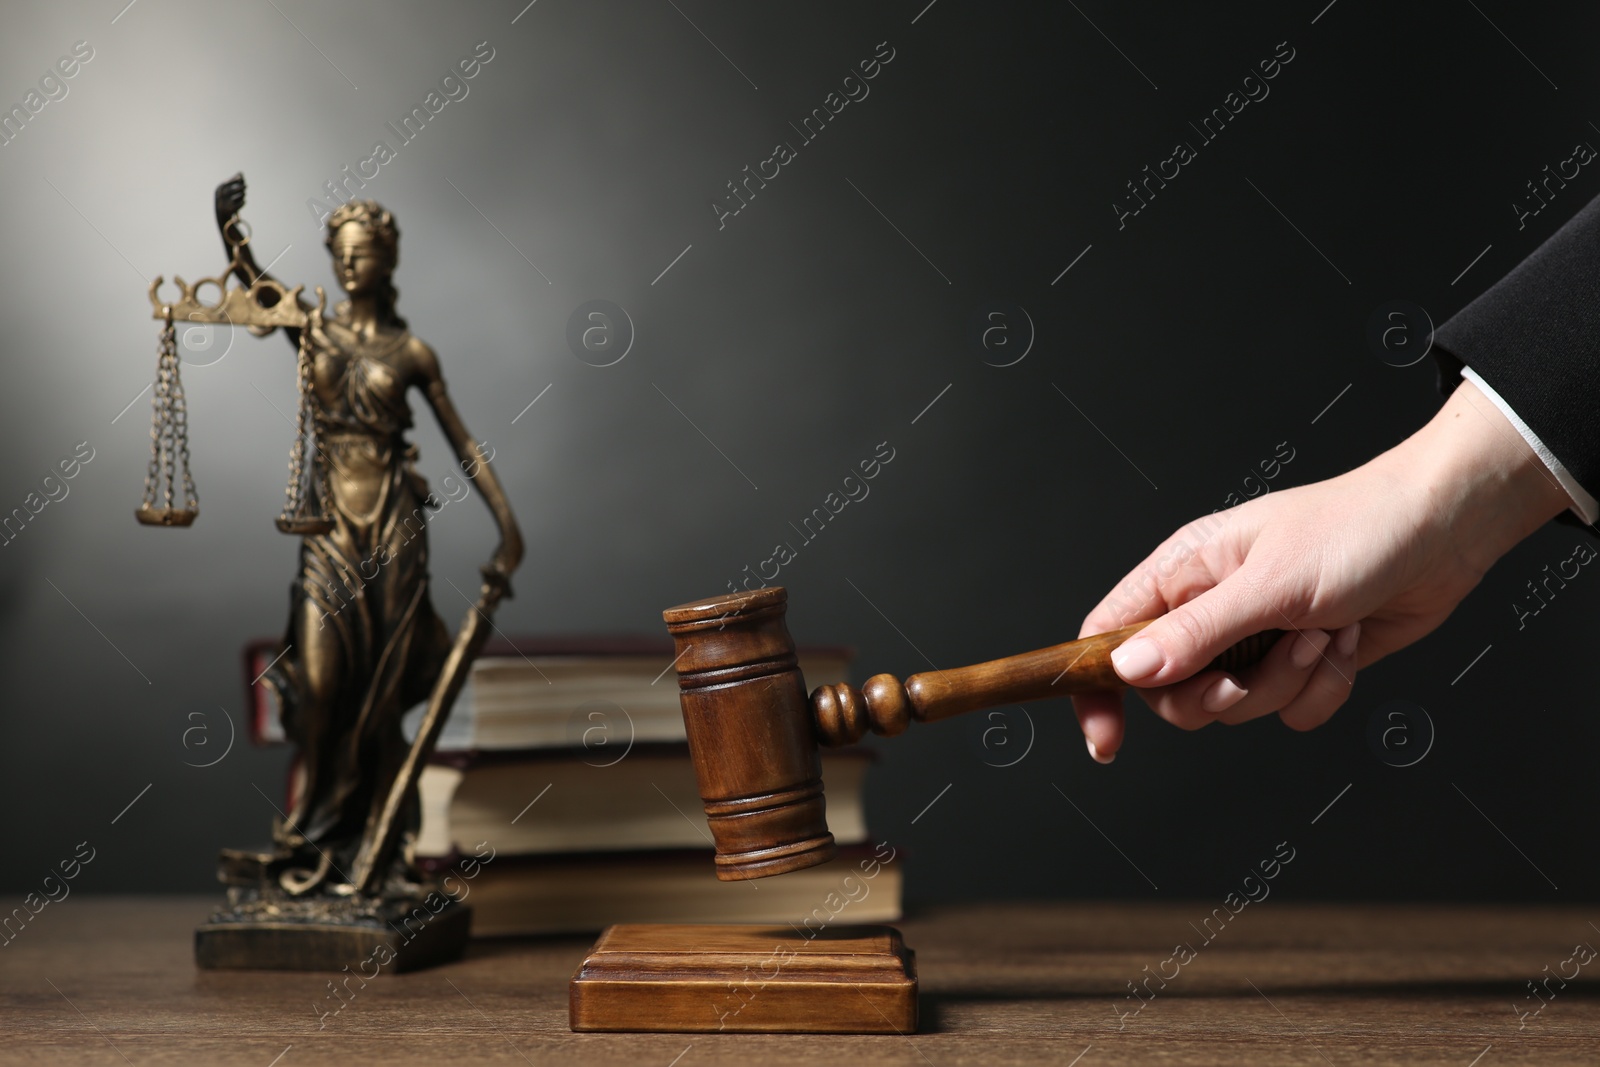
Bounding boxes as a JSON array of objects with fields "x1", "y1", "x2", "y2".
[{"x1": 664, "y1": 585, "x2": 1279, "y2": 881}]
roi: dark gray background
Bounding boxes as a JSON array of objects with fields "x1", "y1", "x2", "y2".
[{"x1": 1, "y1": 0, "x2": 1595, "y2": 907}]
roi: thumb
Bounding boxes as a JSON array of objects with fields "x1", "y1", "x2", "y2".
[{"x1": 1108, "y1": 568, "x2": 1283, "y2": 687}]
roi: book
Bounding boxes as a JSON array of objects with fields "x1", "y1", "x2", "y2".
[
  {"x1": 414, "y1": 744, "x2": 872, "y2": 860},
  {"x1": 427, "y1": 843, "x2": 903, "y2": 937},
  {"x1": 246, "y1": 634, "x2": 899, "y2": 939},
  {"x1": 242, "y1": 636, "x2": 853, "y2": 751}
]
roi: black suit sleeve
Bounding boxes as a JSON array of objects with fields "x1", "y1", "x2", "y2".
[{"x1": 1433, "y1": 192, "x2": 1600, "y2": 507}]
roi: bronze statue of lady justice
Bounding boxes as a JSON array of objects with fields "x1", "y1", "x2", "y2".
[{"x1": 139, "y1": 174, "x2": 523, "y2": 969}]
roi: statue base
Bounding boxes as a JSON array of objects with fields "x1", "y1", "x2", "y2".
[{"x1": 194, "y1": 849, "x2": 471, "y2": 972}]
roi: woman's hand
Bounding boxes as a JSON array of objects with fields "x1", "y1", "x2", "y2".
[
  {"x1": 307, "y1": 317, "x2": 340, "y2": 356},
  {"x1": 490, "y1": 527, "x2": 524, "y2": 581},
  {"x1": 1070, "y1": 378, "x2": 1574, "y2": 763},
  {"x1": 213, "y1": 173, "x2": 272, "y2": 303},
  {"x1": 215, "y1": 173, "x2": 247, "y2": 235}
]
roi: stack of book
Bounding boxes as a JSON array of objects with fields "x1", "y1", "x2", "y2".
[{"x1": 244, "y1": 636, "x2": 903, "y2": 936}]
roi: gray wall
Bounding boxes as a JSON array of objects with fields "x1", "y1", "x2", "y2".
[{"x1": 1, "y1": 0, "x2": 1596, "y2": 906}]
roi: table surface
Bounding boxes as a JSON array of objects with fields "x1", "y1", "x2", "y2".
[{"x1": 3, "y1": 897, "x2": 1597, "y2": 1065}]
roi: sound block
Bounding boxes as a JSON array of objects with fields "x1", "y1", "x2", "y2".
[
  {"x1": 195, "y1": 889, "x2": 471, "y2": 972},
  {"x1": 569, "y1": 924, "x2": 918, "y2": 1033}
]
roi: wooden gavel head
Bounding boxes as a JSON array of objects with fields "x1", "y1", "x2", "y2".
[
  {"x1": 663, "y1": 586, "x2": 835, "y2": 881},
  {"x1": 664, "y1": 586, "x2": 1279, "y2": 882}
]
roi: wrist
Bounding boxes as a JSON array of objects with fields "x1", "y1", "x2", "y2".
[{"x1": 1381, "y1": 378, "x2": 1571, "y2": 576}]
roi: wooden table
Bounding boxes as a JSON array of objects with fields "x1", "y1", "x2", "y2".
[{"x1": 3, "y1": 897, "x2": 1595, "y2": 1064}]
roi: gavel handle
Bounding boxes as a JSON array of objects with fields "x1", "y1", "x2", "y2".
[{"x1": 812, "y1": 622, "x2": 1283, "y2": 746}]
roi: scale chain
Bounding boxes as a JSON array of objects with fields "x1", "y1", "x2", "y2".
[
  {"x1": 140, "y1": 319, "x2": 170, "y2": 511},
  {"x1": 281, "y1": 330, "x2": 310, "y2": 519},
  {"x1": 162, "y1": 327, "x2": 177, "y2": 511},
  {"x1": 276, "y1": 321, "x2": 331, "y2": 533},
  {"x1": 173, "y1": 335, "x2": 196, "y2": 510},
  {"x1": 136, "y1": 310, "x2": 199, "y2": 525}
]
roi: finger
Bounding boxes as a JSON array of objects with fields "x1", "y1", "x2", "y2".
[
  {"x1": 1078, "y1": 515, "x2": 1239, "y2": 637},
  {"x1": 1116, "y1": 667, "x2": 1236, "y2": 732},
  {"x1": 1189, "y1": 628, "x2": 1330, "y2": 725},
  {"x1": 1110, "y1": 566, "x2": 1297, "y2": 688},
  {"x1": 1116, "y1": 625, "x2": 1329, "y2": 731},
  {"x1": 1071, "y1": 690, "x2": 1124, "y2": 763},
  {"x1": 1277, "y1": 622, "x2": 1360, "y2": 731}
]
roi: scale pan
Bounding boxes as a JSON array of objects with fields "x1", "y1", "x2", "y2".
[{"x1": 136, "y1": 505, "x2": 198, "y2": 527}]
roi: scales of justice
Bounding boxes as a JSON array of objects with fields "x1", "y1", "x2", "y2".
[{"x1": 137, "y1": 174, "x2": 523, "y2": 971}]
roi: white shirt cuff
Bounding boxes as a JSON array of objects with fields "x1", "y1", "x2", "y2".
[{"x1": 1460, "y1": 364, "x2": 1599, "y2": 524}]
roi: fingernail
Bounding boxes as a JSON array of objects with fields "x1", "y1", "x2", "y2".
[
  {"x1": 1336, "y1": 621, "x2": 1361, "y2": 658},
  {"x1": 1087, "y1": 737, "x2": 1115, "y2": 764},
  {"x1": 1289, "y1": 629, "x2": 1331, "y2": 670},
  {"x1": 1201, "y1": 675, "x2": 1248, "y2": 713},
  {"x1": 1111, "y1": 637, "x2": 1164, "y2": 683}
]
